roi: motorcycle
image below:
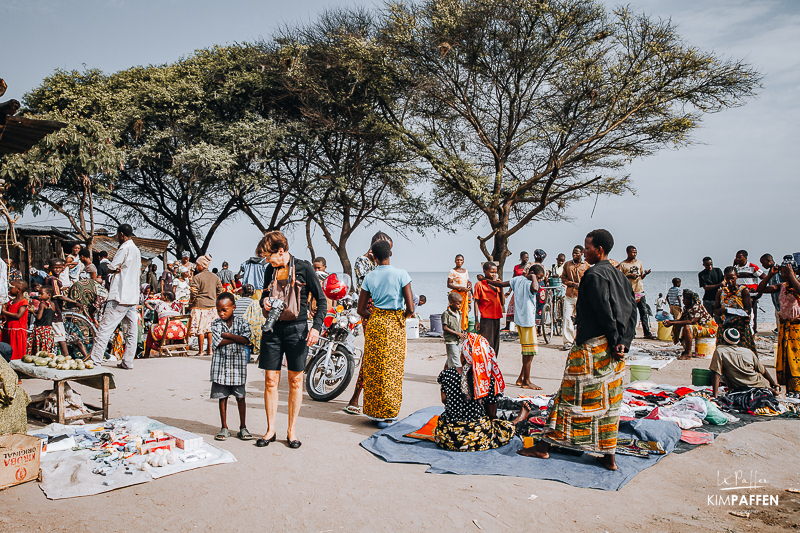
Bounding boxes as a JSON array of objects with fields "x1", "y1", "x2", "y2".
[{"x1": 305, "y1": 294, "x2": 362, "y2": 401}]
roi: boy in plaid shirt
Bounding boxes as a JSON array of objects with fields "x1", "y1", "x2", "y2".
[{"x1": 211, "y1": 292, "x2": 253, "y2": 441}]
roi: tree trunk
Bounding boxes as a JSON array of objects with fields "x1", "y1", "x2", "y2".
[
  {"x1": 335, "y1": 245, "x2": 353, "y2": 291},
  {"x1": 491, "y1": 231, "x2": 512, "y2": 279},
  {"x1": 305, "y1": 217, "x2": 316, "y2": 261}
]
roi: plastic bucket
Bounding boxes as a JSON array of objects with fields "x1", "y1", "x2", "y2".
[
  {"x1": 692, "y1": 368, "x2": 714, "y2": 386},
  {"x1": 428, "y1": 314, "x2": 443, "y2": 334},
  {"x1": 657, "y1": 321, "x2": 673, "y2": 341},
  {"x1": 629, "y1": 364, "x2": 651, "y2": 382},
  {"x1": 405, "y1": 318, "x2": 419, "y2": 339},
  {"x1": 468, "y1": 317, "x2": 477, "y2": 333},
  {"x1": 695, "y1": 336, "x2": 716, "y2": 358}
]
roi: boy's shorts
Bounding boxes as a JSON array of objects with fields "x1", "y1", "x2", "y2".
[
  {"x1": 52, "y1": 321, "x2": 66, "y2": 342},
  {"x1": 445, "y1": 343, "x2": 461, "y2": 368},
  {"x1": 210, "y1": 382, "x2": 246, "y2": 399}
]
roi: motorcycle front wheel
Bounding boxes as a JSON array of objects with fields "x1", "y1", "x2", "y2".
[{"x1": 305, "y1": 347, "x2": 355, "y2": 402}]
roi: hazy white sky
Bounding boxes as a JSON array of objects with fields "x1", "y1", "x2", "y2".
[{"x1": 3, "y1": 0, "x2": 799, "y2": 272}]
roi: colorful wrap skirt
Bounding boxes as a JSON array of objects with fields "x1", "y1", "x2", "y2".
[
  {"x1": 150, "y1": 316, "x2": 188, "y2": 343},
  {"x1": 362, "y1": 308, "x2": 407, "y2": 420},
  {"x1": 434, "y1": 416, "x2": 515, "y2": 452},
  {"x1": 691, "y1": 319, "x2": 718, "y2": 338},
  {"x1": 518, "y1": 326, "x2": 538, "y2": 357},
  {"x1": 777, "y1": 319, "x2": 800, "y2": 393},
  {"x1": 541, "y1": 335, "x2": 625, "y2": 454},
  {"x1": 189, "y1": 307, "x2": 217, "y2": 336}
]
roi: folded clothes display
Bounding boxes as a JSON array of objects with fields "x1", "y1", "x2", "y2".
[{"x1": 717, "y1": 388, "x2": 781, "y2": 415}]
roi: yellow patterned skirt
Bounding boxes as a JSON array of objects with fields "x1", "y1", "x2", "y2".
[
  {"x1": 434, "y1": 416, "x2": 515, "y2": 452},
  {"x1": 362, "y1": 308, "x2": 407, "y2": 420},
  {"x1": 777, "y1": 319, "x2": 800, "y2": 393},
  {"x1": 542, "y1": 335, "x2": 625, "y2": 454},
  {"x1": 518, "y1": 326, "x2": 538, "y2": 357}
]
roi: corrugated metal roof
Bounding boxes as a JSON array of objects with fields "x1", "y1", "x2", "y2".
[
  {"x1": 0, "y1": 116, "x2": 67, "y2": 155},
  {"x1": 93, "y1": 235, "x2": 171, "y2": 262}
]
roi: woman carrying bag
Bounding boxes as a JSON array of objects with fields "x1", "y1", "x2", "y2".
[{"x1": 256, "y1": 231, "x2": 327, "y2": 449}]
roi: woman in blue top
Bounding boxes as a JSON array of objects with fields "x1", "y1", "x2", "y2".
[{"x1": 357, "y1": 239, "x2": 415, "y2": 427}]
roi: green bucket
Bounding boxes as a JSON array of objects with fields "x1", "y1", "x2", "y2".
[
  {"x1": 692, "y1": 368, "x2": 714, "y2": 387},
  {"x1": 629, "y1": 364, "x2": 651, "y2": 382},
  {"x1": 467, "y1": 316, "x2": 477, "y2": 333}
]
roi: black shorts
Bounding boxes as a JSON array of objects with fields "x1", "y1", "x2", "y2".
[{"x1": 258, "y1": 320, "x2": 309, "y2": 373}]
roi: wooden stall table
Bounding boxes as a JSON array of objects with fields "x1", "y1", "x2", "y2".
[{"x1": 10, "y1": 361, "x2": 116, "y2": 424}]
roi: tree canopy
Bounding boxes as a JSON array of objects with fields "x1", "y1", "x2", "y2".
[{"x1": 2, "y1": 0, "x2": 761, "y2": 270}]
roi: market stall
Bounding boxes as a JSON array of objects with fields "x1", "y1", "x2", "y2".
[
  {"x1": 29, "y1": 416, "x2": 235, "y2": 499},
  {"x1": 11, "y1": 360, "x2": 114, "y2": 424}
]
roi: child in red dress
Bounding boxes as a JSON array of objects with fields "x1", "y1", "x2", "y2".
[{"x1": 1, "y1": 280, "x2": 29, "y2": 360}]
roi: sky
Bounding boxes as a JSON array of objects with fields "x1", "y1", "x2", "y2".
[{"x1": 2, "y1": 0, "x2": 799, "y2": 273}]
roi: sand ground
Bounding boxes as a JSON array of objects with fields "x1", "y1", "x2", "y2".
[{"x1": 2, "y1": 327, "x2": 799, "y2": 532}]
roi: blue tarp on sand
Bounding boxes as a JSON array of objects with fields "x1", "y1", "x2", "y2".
[{"x1": 360, "y1": 406, "x2": 681, "y2": 491}]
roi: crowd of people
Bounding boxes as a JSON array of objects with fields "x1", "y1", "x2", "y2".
[{"x1": 1, "y1": 223, "x2": 797, "y2": 469}]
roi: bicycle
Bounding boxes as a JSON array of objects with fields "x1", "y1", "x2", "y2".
[{"x1": 536, "y1": 284, "x2": 567, "y2": 344}]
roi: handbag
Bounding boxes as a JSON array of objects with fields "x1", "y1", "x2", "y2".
[{"x1": 267, "y1": 257, "x2": 304, "y2": 322}]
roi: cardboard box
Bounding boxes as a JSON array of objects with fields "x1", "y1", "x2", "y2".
[
  {"x1": 0, "y1": 434, "x2": 42, "y2": 490},
  {"x1": 137, "y1": 438, "x2": 175, "y2": 455},
  {"x1": 165, "y1": 429, "x2": 203, "y2": 450}
]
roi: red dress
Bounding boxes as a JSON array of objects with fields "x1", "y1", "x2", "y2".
[{"x1": 2, "y1": 299, "x2": 29, "y2": 360}]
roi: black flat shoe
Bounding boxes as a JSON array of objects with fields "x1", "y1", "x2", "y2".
[
  {"x1": 255, "y1": 434, "x2": 276, "y2": 447},
  {"x1": 287, "y1": 439, "x2": 302, "y2": 449}
]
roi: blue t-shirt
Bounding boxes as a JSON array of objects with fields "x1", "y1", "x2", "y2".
[
  {"x1": 361, "y1": 265, "x2": 412, "y2": 310},
  {"x1": 509, "y1": 276, "x2": 538, "y2": 328}
]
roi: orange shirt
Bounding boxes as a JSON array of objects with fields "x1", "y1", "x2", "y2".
[{"x1": 473, "y1": 280, "x2": 503, "y2": 319}]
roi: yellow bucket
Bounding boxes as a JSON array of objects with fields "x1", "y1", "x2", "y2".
[
  {"x1": 695, "y1": 336, "x2": 716, "y2": 358},
  {"x1": 657, "y1": 321, "x2": 673, "y2": 341}
]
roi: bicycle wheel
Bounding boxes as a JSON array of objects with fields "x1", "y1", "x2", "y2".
[
  {"x1": 62, "y1": 311, "x2": 97, "y2": 356},
  {"x1": 553, "y1": 296, "x2": 564, "y2": 336},
  {"x1": 540, "y1": 302, "x2": 552, "y2": 344}
]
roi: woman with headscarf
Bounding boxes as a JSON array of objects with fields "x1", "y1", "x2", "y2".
[
  {"x1": 714, "y1": 267, "x2": 756, "y2": 354},
  {"x1": 189, "y1": 254, "x2": 222, "y2": 356},
  {"x1": 663, "y1": 289, "x2": 718, "y2": 360},
  {"x1": 757, "y1": 256, "x2": 800, "y2": 397},
  {"x1": 173, "y1": 267, "x2": 191, "y2": 304},
  {"x1": 434, "y1": 333, "x2": 515, "y2": 451}
]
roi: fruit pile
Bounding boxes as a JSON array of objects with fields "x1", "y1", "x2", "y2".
[{"x1": 22, "y1": 351, "x2": 95, "y2": 370}]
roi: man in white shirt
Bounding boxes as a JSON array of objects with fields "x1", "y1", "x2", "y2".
[{"x1": 90, "y1": 224, "x2": 142, "y2": 369}]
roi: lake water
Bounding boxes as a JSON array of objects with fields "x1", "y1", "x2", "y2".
[{"x1": 402, "y1": 270, "x2": 776, "y2": 324}]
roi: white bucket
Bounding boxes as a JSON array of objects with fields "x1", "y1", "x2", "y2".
[
  {"x1": 405, "y1": 317, "x2": 420, "y2": 339},
  {"x1": 509, "y1": 322, "x2": 517, "y2": 332},
  {"x1": 695, "y1": 336, "x2": 716, "y2": 358}
]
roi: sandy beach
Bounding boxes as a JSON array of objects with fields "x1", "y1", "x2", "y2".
[{"x1": 2, "y1": 328, "x2": 799, "y2": 532}]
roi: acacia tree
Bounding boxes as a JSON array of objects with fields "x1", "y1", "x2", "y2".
[
  {"x1": 0, "y1": 112, "x2": 123, "y2": 249},
  {"x1": 380, "y1": 0, "x2": 761, "y2": 271},
  {"x1": 268, "y1": 8, "x2": 441, "y2": 280}
]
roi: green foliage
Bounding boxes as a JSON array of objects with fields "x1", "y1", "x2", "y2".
[
  {"x1": 0, "y1": 110, "x2": 123, "y2": 241},
  {"x1": 379, "y1": 0, "x2": 761, "y2": 268}
]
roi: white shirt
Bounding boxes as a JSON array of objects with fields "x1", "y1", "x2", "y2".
[
  {"x1": 0, "y1": 260, "x2": 7, "y2": 304},
  {"x1": 108, "y1": 239, "x2": 142, "y2": 305}
]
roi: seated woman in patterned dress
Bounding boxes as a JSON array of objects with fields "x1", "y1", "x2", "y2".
[
  {"x1": 663, "y1": 289, "x2": 718, "y2": 360},
  {"x1": 435, "y1": 333, "x2": 527, "y2": 452}
]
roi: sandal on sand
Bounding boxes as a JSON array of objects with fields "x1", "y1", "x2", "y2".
[
  {"x1": 342, "y1": 406, "x2": 361, "y2": 415},
  {"x1": 215, "y1": 428, "x2": 231, "y2": 441},
  {"x1": 237, "y1": 428, "x2": 253, "y2": 440}
]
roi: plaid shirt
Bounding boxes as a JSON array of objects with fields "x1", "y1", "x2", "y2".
[{"x1": 210, "y1": 317, "x2": 252, "y2": 386}]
